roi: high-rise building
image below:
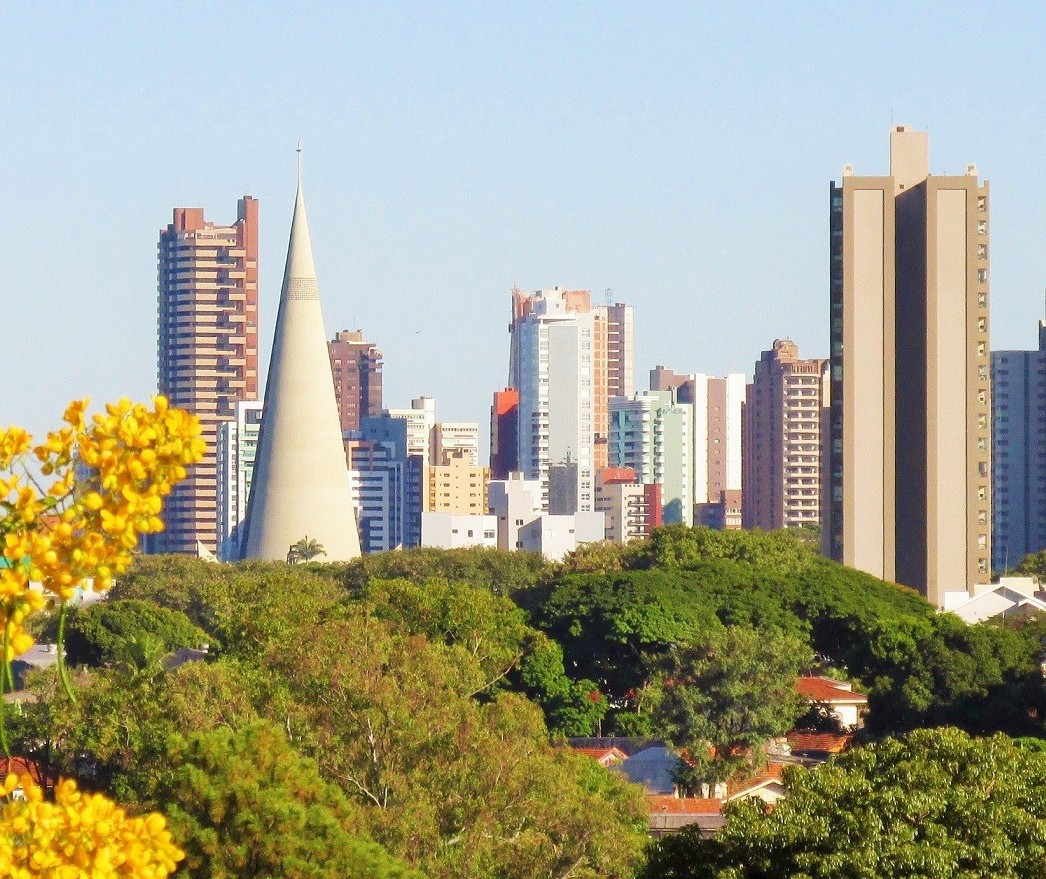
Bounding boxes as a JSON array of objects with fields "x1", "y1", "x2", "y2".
[
  {"x1": 428, "y1": 449, "x2": 489, "y2": 515},
  {"x1": 742, "y1": 339, "x2": 829, "y2": 531},
  {"x1": 508, "y1": 287, "x2": 634, "y2": 503},
  {"x1": 649, "y1": 367, "x2": 745, "y2": 514},
  {"x1": 489, "y1": 388, "x2": 519, "y2": 480},
  {"x1": 826, "y1": 126, "x2": 990, "y2": 605},
  {"x1": 328, "y1": 329, "x2": 382, "y2": 433},
  {"x1": 609, "y1": 390, "x2": 693, "y2": 524},
  {"x1": 241, "y1": 159, "x2": 361, "y2": 562},
  {"x1": 216, "y1": 400, "x2": 263, "y2": 561},
  {"x1": 991, "y1": 320, "x2": 1046, "y2": 572},
  {"x1": 605, "y1": 303, "x2": 635, "y2": 399},
  {"x1": 154, "y1": 196, "x2": 259, "y2": 555},
  {"x1": 510, "y1": 288, "x2": 598, "y2": 513},
  {"x1": 349, "y1": 422, "x2": 414, "y2": 552}
]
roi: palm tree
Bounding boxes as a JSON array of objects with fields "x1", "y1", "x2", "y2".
[{"x1": 287, "y1": 536, "x2": 326, "y2": 563}]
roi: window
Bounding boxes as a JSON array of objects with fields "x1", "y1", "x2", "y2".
[
  {"x1": 978, "y1": 244, "x2": 988, "y2": 260},
  {"x1": 978, "y1": 268, "x2": 988, "y2": 284}
]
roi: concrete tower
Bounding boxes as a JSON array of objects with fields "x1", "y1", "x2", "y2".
[
  {"x1": 825, "y1": 126, "x2": 990, "y2": 605},
  {"x1": 242, "y1": 153, "x2": 361, "y2": 561}
]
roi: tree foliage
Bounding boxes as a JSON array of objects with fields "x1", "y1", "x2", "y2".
[
  {"x1": 62, "y1": 599, "x2": 209, "y2": 667},
  {"x1": 153, "y1": 722, "x2": 414, "y2": 879},
  {"x1": 653, "y1": 626, "x2": 812, "y2": 784},
  {"x1": 641, "y1": 727, "x2": 1046, "y2": 879}
]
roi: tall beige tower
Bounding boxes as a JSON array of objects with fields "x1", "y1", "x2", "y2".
[
  {"x1": 825, "y1": 126, "x2": 990, "y2": 606},
  {"x1": 241, "y1": 155, "x2": 361, "y2": 561}
]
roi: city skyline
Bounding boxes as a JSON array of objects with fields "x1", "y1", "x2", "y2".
[{"x1": 7, "y1": 6, "x2": 1046, "y2": 449}]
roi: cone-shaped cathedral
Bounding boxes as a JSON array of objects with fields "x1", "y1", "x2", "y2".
[{"x1": 241, "y1": 152, "x2": 361, "y2": 561}]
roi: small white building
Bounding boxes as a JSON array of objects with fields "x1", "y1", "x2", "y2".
[
  {"x1": 489, "y1": 472, "x2": 544, "y2": 551},
  {"x1": 517, "y1": 511, "x2": 605, "y2": 561},
  {"x1": 421, "y1": 512, "x2": 497, "y2": 549},
  {"x1": 943, "y1": 576, "x2": 1046, "y2": 623}
]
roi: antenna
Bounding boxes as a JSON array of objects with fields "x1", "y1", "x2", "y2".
[
  {"x1": 296, "y1": 140, "x2": 303, "y2": 185},
  {"x1": 605, "y1": 287, "x2": 613, "y2": 307}
]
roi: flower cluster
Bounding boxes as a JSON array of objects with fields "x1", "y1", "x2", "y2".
[
  {"x1": 0, "y1": 397, "x2": 204, "y2": 661},
  {"x1": 0, "y1": 772, "x2": 184, "y2": 878}
]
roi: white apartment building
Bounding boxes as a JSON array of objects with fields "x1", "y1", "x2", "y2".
[
  {"x1": 216, "y1": 400, "x2": 263, "y2": 561},
  {"x1": 513, "y1": 291, "x2": 597, "y2": 513}
]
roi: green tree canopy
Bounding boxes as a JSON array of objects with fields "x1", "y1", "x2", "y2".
[
  {"x1": 653, "y1": 626, "x2": 812, "y2": 785},
  {"x1": 641, "y1": 727, "x2": 1046, "y2": 879},
  {"x1": 62, "y1": 599, "x2": 210, "y2": 667},
  {"x1": 153, "y1": 722, "x2": 415, "y2": 879}
]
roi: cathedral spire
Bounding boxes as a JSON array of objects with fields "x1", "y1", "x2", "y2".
[{"x1": 241, "y1": 152, "x2": 361, "y2": 561}]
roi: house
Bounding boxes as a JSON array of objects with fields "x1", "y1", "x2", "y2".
[
  {"x1": 0, "y1": 756, "x2": 53, "y2": 798},
  {"x1": 796, "y1": 676, "x2": 868, "y2": 730},
  {"x1": 943, "y1": 576, "x2": 1046, "y2": 624},
  {"x1": 570, "y1": 746, "x2": 628, "y2": 768},
  {"x1": 785, "y1": 730, "x2": 853, "y2": 764},
  {"x1": 647, "y1": 796, "x2": 725, "y2": 837}
]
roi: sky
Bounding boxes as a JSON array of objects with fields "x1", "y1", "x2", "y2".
[{"x1": 4, "y1": 2, "x2": 1046, "y2": 444}]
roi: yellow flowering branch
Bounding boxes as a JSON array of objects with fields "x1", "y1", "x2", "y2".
[
  {"x1": 0, "y1": 397, "x2": 201, "y2": 876},
  {"x1": 0, "y1": 772, "x2": 184, "y2": 877}
]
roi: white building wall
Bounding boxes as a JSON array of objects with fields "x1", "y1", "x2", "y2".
[
  {"x1": 216, "y1": 400, "x2": 263, "y2": 561},
  {"x1": 723, "y1": 373, "x2": 746, "y2": 492},
  {"x1": 421, "y1": 512, "x2": 497, "y2": 549},
  {"x1": 488, "y1": 473, "x2": 543, "y2": 551},
  {"x1": 518, "y1": 511, "x2": 606, "y2": 561}
]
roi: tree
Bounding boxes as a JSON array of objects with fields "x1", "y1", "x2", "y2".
[
  {"x1": 288, "y1": 536, "x2": 326, "y2": 563},
  {"x1": 342, "y1": 546, "x2": 551, "y2": 598},
  {"x1": 268, "y1": 614, "x2": 648, "y2": 879},
  {"x1": 526, "y1": 570, "x2": 725, "y2": 699},
  {"x1": 152, "y1": 722, "x2": 415, "y2": 879},
  {"x1": 640, "y1": 727, "x2": 1046, "y2": 879},
  {"x1": 62, "y1": 599, "x2": 210, "y2": 668},
  {"x1": 653, "y1": 626, "x2": 812, "y2": 785}
]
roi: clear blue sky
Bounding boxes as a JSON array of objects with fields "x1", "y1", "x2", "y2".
[{"x1": 3, "y1": 2, "x2": 1046, "y2": 443}]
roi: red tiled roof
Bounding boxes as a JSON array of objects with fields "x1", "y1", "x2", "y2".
[
  {"x1": 647, "y1": 795, "x2": 722, "y2": 815},
  {"x1": 0, "y1": 756, "x2": 52, "y2": 788},
  {"x1": 786, "y1": 730, "x2": 852, "y2": 754},
  {"x1": 796, "y1": 676, "x2": 868, "y2": 704},
  {"x1": 727, "y1": 762, "x2": 785, "y2": 798}
]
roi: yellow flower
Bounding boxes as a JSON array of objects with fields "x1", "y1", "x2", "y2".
[{"x1": 0, "y1": 773, "x2": 183, "y2": 877}]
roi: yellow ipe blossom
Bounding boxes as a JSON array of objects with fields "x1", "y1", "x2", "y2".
[
  {"x1": 0, "y1": 773, "x2": 184, "y2": 878},
  {"x1": 0, "y1": 397, "x2": 204, "y2": 657}
]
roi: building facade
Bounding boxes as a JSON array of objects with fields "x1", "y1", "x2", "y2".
[
  {"x1": 826, "y1": 126, "x2": 990, "y2": 605},
  {"x1": 595, "y1": 468, "x2": 663, "y2": 542},
  {"x1": 991, "y1": 321, "x2": 1046, "y2": 572},
  {"x1": 742, "y1": 340, "x2": 829, "y2": 531},
  {"x1": 489, "y1": 388, "x2": 519, "y2": 480},
  {"x1": 609, "y1": 390, "x2": 694, "y2": 525},
  {"x1": 649, "y1": 367, "x2": 745, "y2": 516},
  {"x1": 428, "y1": 449, "x2": 489, "y2": 515},
  {"x1": 215, "y1": 400, "x2": 263, "y2": 561},
  {"x1": 154, "y1": 196, "x2": 259, "y2": 555},
  {"x1": 510, "y1": 289, "x2": 598, "y2": 513},
  {"x1": 328, "y1": 329, "x2": 382, "y2": 433},
  {"x1": 508, "y1": 287, "x2": 634, "y2": 507}
]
